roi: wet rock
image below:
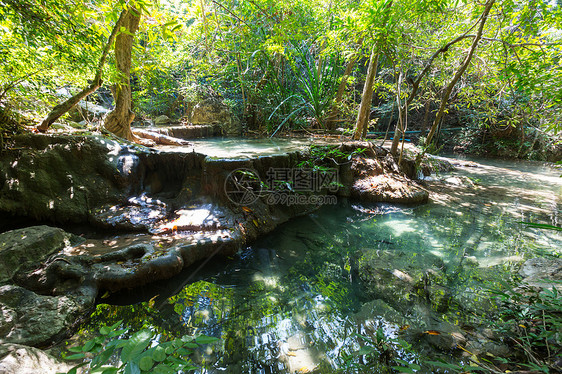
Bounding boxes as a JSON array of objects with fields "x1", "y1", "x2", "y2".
[
  {"x1": 154, "y1": 115, "x2": 171, "y2": 125},
  {"x1": 355, "y1": 299, "x2": 408, "y2": 327},
  {"x1": 0, "y1": 226, "x2": 75, "y2": 283},
  {"x1": 0, "y1": 285, "x2": 95, "y2": 347},
  {"x1": 0, "y1": 343, "x2": 73, "y2": 374},
  {"x1": 422, "y1": 322, "x2": 467, "y2": 351},
  {"x1": 519, "y1": 257, "x2": 562, "y2": 292},
  {"x1": 351, "y1": 174, "x2": 429, "y2": 204},
  {"x1": 448, "y1": 267, "x2": 501, "y2": 317},
  {"x1": 91, "y1": 196, "x2": 168, "y2": 231},
  {"x1": 464, "y1": 339, "x2": 511, "y2": 358}
]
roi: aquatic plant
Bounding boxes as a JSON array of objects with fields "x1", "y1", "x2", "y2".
[{"x1": 63, "y1": 320, "x2": 219, "y2": 374}]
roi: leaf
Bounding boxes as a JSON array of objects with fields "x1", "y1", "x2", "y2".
[
  {"x1": 152, "y1": 346, "x2": 166, "y2": 362},
  {"x1": 83, "y1": 340, "x2": 96, "y2": 352},
  {"x1": 519, "y1": 222, "x2": 562, "y2": 231},
  {"x1": 423, "y1": 330, "x2": 441, "y2": 335},
  {"x1": 101, "y1": 368, "x2": 119, "y2": 374},
  {"x1": 120, "y1": 330, "x2": 153, "y2": 363},
  {"x1": 153, "y1": 364, "x2": 175, "y2": 374},
  {"x1": 100, "y1": 326, "x2": 111, "y2": 335},
  {"x1": 195, "y1": 335, "x2": 219, "y2": 344},
  {"x1": 148, "y1": 294, "x2": 159, "y2": 308},
  {"x1": 65, "y1": 353, "x2": 86, "y2": 360},
  {"x1": 356, "y1": 346, "x2": 376, "y2": 355},
  {"x1": 123, "y1": 362, "x2": 141, "y2": 374},
  {"x1": 139, "y1": 356, "x2": 154, "y2": 371},
  {"x1": 391, "y1": 366, "x2": 414, "y2": 373}
]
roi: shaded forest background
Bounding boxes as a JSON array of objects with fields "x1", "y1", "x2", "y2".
[{"x1": 1, "y1": 0, "x2": 561, "y2": 159}]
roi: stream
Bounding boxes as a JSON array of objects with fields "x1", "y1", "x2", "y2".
[{"x1": 72, "y1": 153, "x2": 562, "y2": 373}]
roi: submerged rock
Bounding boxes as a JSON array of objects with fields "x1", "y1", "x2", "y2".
[
  {"x1": 519, "y1": 257, "x2": 562, "y2": 291},
  {"x1": 0, "y1": 343, "x2": 73, "y2": 374},
  {"x1": 354, "y1": 248, "x2": 446, "y2": 311}
]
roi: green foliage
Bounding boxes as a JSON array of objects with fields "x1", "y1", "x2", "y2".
[
  {"x1": 63, "y1": 320, "x2": 219, "y2": 374},
  {"x1": 299, "y1": 144, "x2": 366, "y2": 169},
  {"x1": 489, "y1": 282, "x2": 562, "y2": 373}
]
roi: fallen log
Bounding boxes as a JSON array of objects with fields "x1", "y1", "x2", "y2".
[{"x1": 132, "y1": 128, "x2": 190, "y2": 146}]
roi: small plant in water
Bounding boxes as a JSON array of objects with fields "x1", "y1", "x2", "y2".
[{"x1": 62, "y1": 320, "x2": 219, "y2": 374}]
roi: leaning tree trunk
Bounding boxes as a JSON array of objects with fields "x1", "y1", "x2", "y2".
[
  {"x1": 352, "y1": 46, "x2": 379, "y2": 140},
  {"x1": 103, "y1": 6, "x2": 141, "y2": 141},
  {"x1": 37, "y1": 10, "x2": 126, "y2": 131},
  {"x1": 424, "y1": 0, "x2": 495, "y2": 147}
]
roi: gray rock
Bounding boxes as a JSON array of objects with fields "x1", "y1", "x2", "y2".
[
  {"x1": 191, "y1": 98, "x2": 241, "y2": 136},
  {"x1": 0, "y1": 343, "x2": 74, "y2": 374},
  {"x1": 0, "y1": 134, "x2": 135, "y2": 223},
  {"x1": 191, "y1": 98, "x2": 231, "y2": 125},
  {"x1": 0, "y1": 285, "x2": 94, "y2": 347},
  {"x1": 154, "y1": 115, "x2": 171, "y2": 125},
  {"x1": 0, "y1": 226, "x2": 73, "y2": 283},
  {"x1": 519, "y1": 257, "x2": 562, "y2": 291}
]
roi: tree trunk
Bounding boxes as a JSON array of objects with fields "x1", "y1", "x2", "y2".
[
  {"x1": 37, "y1": 10, "x2": 126, "y2": 131},
  {"x1": 326, "y1": 37, "x2": 364, "y2": 130},
  {"x1": 103, "y1": 6, "x2": 141, "y2": 141},
  {"x1": 352, "y1": 46, "x2": 379, "y2": 140},
  {"x1": 390, "y1": 72, "x2": 404, "y2": 155},
  {"x1": 424, "y1": 0, "x2": 495, "y2": 147}
]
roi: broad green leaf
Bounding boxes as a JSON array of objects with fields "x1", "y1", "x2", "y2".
[
  {"x1": 65, "y1": 353, "x2": 86, "y2": 360},
  {"x1": 123, "y1": 362, "x2": 141, "y2": 374},
  {"x1": 120, "y1": 330, "x2": 153, "y2": 363},
  {"x1": 139, "y1": 356, "x2": 154, "y2": 371},
  {"x1": 195, "y1": 335, "x2": 219, "y2": 345},
  {"x1": 152, "y1": 346, "x2": 166, "y2": 362}
]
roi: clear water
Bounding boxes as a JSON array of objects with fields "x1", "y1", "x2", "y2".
[
  {"x1": 81, "y1": 156, "x2": 562, "y2": 373},
  {"x1": 158, "y1": 137, "x2": 338, "y2": 158}
]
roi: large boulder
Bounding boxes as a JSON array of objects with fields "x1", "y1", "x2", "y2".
[
  {"x1": 0, "y1": 343, "x2": 73, "y2": 374},
  {"x1": 153, "y1": 115, "x2": 171, "y2": 126},
  {"x1": 0, "y1": 134, "x2": 142, "y2": 224},
  {"x1": 0, "y1": 285, "x2": 95, "y2": 347},
  {"x1": 351, "y1": 174, "x2": 429, "y2": 204},
  {"x1": 0, "y1": 226, "x2": 74, "y2": 284},
  {"x1": 191, "y1": 98, "x2": 241, "y2": 136}
]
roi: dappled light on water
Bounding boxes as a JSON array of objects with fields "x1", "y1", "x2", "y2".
[{"x1": 80, "y1": 156, "x2": 562, "y2": 373}]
